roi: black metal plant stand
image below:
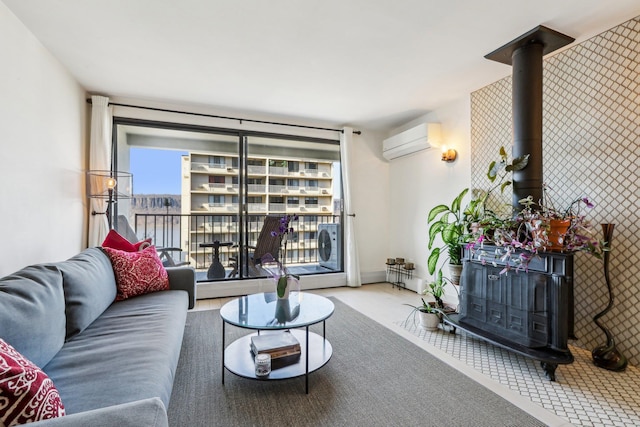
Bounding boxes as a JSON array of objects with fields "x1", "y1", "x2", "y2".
[{"x1": 592, "y1": 223, "x2": 628, "y2": 371}]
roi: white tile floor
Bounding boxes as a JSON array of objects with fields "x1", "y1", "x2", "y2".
[{"x1": 194, "y1": 283, "x2": 640, "y2": 427}]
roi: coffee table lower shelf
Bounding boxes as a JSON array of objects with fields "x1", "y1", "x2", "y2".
[{"x1": 224, "y1": 329, "x2": 332, "y2": 388}]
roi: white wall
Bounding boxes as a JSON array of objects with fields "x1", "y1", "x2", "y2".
[
  {"x1": 0, "y1": 3, "x2": 87, "y2": 276},
  {"x1": 387, "y1": 98, "x2": 471, "y2": 302}
]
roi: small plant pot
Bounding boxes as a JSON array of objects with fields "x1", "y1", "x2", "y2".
[
  {"x1": 448, "y1": 263, "x2": 463, "y2": 286},
  {"x1": 548, "y1": 219, "x2": 571, "y2": 251},
  {"x1": 418, "y1": 311, "x2": 440, "y2": 331}
]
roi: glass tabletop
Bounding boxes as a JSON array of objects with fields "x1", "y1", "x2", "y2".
[{"x1": 220, "y1": 292, "x2": 334, "y2": 330}]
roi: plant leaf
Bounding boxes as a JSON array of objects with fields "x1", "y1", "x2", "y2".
[
  {"x1": 428, "y1": 204, "x2": 449, "y2": 223},
  {"x1": 428, "y1": 222, "x2": 444, "y2": 248},
  {"x1": 436, "y1": 269, "x2": 443, "y2": 286},
  {"x1": 508, "y1": 154, "x2": 530, "y2": 172},
  {"x1": 499, "y1": 146, "x2": 507, "y2": 159},
  {"x1": 442, "y1": 223, "x2": 461, "y2": 244},
  {"x1": 451, "y1": 188, "x2": 469, "y2": 213},
  {"x1": 488, "y1": 161, "x2": 505, "y2": 182},
  {"x1": 500, "y1": 180, "x2": 512, "y2": 193},
  {"x1": 428, "y1": 248, "x2": 440, "y2": 275},
  {"x1": 277, "y1": 276, "x2": 288, "y2": 298}
]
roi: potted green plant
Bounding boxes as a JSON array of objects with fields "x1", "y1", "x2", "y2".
[
  {"x1": 466, "y1": 145, "x2": 530, "y2": 226},
  {"x1": 404, "y1": 298, "x2": 441, "y2": 331},
  {"x1": 427, "y1": 188, "x2": 471, "y2": 286}
]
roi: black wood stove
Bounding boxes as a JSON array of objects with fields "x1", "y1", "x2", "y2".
[
  {"x1": 443, "y1": 26, "x2": 577, "y2": 381},
  {"x1": 445, "y1": 246, "x2": 574, "y2": 380}
]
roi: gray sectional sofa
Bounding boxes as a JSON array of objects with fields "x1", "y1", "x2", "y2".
[{"x1": 0, "y1": 247, "x2": 196, "y2": 427}]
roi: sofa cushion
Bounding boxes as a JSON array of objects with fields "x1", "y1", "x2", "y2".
[
  {"x1": 103, "y1": 246, "x2": 169, "y2": 301},
  {"x1": 102, "y1": 229, "x2": 151, "y2": 252},
  {"x1": 43, "y1": 291, "x2": 188, "y2": 415},
  {"x1": 0, "y1": 338, "x2": 66, "y2": 426},
  {"x1": 56, "y1": 248, "x2": 117, "y2": 340},
  {"x1": 0, "y1": 265, "x2": 66, "y2": 367}
]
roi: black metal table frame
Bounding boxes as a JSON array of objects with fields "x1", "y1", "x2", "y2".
[{"x1": 221, "y1": 299, "x2": 332, "y2": 394}]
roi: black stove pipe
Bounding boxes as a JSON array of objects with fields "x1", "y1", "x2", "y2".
[
  {"x1": 485, "y1": 26, "x2": 574, "y2": 211},
  {"x1": 511, "y1": 42, "x2": 544, "y2": 209}
]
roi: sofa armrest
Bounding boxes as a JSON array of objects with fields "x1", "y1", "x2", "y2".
[
  {"x1": 166, "y1": 266, "x2": 196, "y2": 309},
  {"x1": 28, "y1": 398, "x2": 168, "y2": 427}
]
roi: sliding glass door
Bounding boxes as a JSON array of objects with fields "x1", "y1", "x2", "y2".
[{"x1": 113, "y1": 118, "x2": 342, "y2": 284}]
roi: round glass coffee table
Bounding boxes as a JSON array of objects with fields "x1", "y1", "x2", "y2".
[{"x1": 220, "y1": 292, "x2": 334, "y2": 393}]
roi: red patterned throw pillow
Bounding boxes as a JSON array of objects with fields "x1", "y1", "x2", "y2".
[
  {"x1": 102, "y1": 229, "x2": 152, "y2": 252},
  {"x1": 0, "y1": 338, "x2": 65, "y2": 426},
  {"x1": 103, "y1": 246, "x2": 169, "y2": 301}
]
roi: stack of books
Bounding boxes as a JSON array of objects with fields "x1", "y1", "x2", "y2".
[{"x1": 250, "y1": 331, "x2": 301, "y2": 368}]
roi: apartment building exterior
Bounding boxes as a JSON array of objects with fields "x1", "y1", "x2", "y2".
[{"x1": 181, "y1": 152, "x2": 337, "y2": 271}]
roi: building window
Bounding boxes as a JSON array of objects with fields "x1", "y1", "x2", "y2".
[
  {"x1": 209, "y1": 156, "x2": 225, "y2": 167},
  {"x1": 306, "y1": 162, "x2": 318, "y2": 170},
  {"x1": 208, "y1": 195, "x2": 224, "y2": 206},
  {"x1": 287, "y1": 197, "x2": 299, "y2": 206},
  {"x1": 288, "y1": 161, "x2": 299, "y2": 172},
  {"x1": 305, "y1": 197, "x2": 318, "y2": 205}
]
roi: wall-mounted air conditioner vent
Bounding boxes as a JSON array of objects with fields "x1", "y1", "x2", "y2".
[{"x1": 382, "y1": 123, "x2": 441, "y2": 161}]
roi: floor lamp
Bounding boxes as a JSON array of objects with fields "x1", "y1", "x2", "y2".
[{"x1": 87, "y1": 170, "x2": 133, "y2": 229}]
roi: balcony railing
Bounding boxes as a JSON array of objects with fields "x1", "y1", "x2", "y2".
[
  {"x1": 191, "y1": 162, "x2": 237, "y2": 172},
  {"x1": 247, "y1": 165, "x2": 266, "y2": 175},
  {"x1": 131, "y1": 213, "x2": 340, "y2": 280}
]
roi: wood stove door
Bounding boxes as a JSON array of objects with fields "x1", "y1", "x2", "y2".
[{"x1": 460, "y1": 262, "x2": 550, "y2": 348}]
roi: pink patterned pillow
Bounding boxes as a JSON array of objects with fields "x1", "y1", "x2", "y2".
[
  {"x1": 103, "y1": 246, "x2": 169, "y2": 301},
  {"x1": 0, "y1": 338, "x2": 65, "y2": 426},
  {"x1": 102, "y1": 229, "x2": 152, "y2": 252}
]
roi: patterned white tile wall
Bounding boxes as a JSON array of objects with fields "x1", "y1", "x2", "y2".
[{"x1": 470, "y1": 17, "x2": 640, "y2": 365}]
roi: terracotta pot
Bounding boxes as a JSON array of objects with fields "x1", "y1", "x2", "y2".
[{"x1": 548, "y1": 219, "x2": 571, "y2": 251}]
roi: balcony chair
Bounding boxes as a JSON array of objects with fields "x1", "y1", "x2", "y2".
[
  {"x1": 115, "y1": 215, "x2": 188, "y2": 267},
  {"x1": 228, "y1": 215, "x2": 283, "y2": 278}
]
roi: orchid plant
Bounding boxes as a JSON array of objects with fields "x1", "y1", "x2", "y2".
[{"x1": 263, "y1": 214, "x2": 300, "y2": 298}]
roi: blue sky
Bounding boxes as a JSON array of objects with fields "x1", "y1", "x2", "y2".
[{"x1": 130, "y1": 148, "x2": 187, "y2": 194}]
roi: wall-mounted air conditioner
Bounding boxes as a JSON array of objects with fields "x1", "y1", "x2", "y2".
[{"x1": 382, "y1": 123, "x2": 441, "y2": 160}]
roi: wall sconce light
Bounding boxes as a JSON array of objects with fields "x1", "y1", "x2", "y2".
[
  {"x1": 441, "y1": 146, "x2": 457, "y2": 163},
  {"x1": 87, "y1": 170, "x2": 133, "y2": 227}
]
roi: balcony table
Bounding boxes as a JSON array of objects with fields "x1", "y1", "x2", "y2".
[{"x1": 199, "y1": 240, "x2": 233, "y2": 279}]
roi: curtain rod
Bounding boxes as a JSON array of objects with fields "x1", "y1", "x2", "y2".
[{"x1": 86, "y1": 99, "x2": 361, "y2": 135}]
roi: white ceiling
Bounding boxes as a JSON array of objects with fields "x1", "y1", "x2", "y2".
[{"x1": 4, "y1": 0, "x2": 640, "y2": 131}]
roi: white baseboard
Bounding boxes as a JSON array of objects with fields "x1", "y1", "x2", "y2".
[
  {"x1": 195, "y1": 270, "x2": 404, "y2": 299},
  {"x1": 361, "y1": 270, "x2": 386, "y2": 284},
  {"x1": 196, "y1": 273, "x2": 347, "y2": 299}
]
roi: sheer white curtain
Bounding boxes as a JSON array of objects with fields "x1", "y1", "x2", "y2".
[
  {"x1": 87, "y1": 95, "x2": 113, "y2": 247},
  {"x1": 340, "y1": 127, "x2": 361, "y2": 287}
]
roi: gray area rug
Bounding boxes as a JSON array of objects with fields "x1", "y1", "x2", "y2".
[{"x1": 168, "y1": 297, "x2": 545, "y2": 427}]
